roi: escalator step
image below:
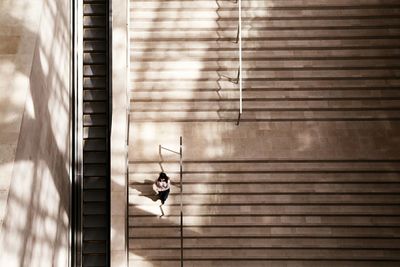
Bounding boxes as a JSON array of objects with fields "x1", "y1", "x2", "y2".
[
  {"x1": 83, "y1": 242, "x2": 106, "y2": 254},
  {"x1": 83, "y1": 126, "x2": 107, "y2": 139},
  {"x1": 84, "y1": 65, "x2": 107, "y2": 76},
  {"x1": 83, "y1": 254, "x2": 106, "y2": 267},
  {"x1": 84, "y1": 177, "x2": 107, "y2": 190},
  {"x1": 84, "y1": 16, "x2": 106, "y2": 27},
  {"x1": 84, "y1": 229, "x2": 108, "y2": 241},
  {"x1": 84, "y1": 77, "x2": 106, "y2": 89},
  {"x1": 83, "y1": 4, "x2": 106, "y2": 15},
  {"x1": 83, "y1": 102, "x2": 108, "y2": 114},
  {"x1": 84, "y1": 151, "x2": 107, "y2": 163},
  {"x1": 83, "y1": 139, "x2": 106, "y2": 151},
  {"x1": 84, "y1": 215, "x2": 108, "y2": 228},
  {"x1": 83, "y1": 202, "x2": 107, "y2": 215},
  {"x1": 84, "y1": 190, "x2": 107, "y2": 201},
  {"x1": 84, "y1": 53, "x2": 107, "y2": 64},
  {"x1": 84, "y1": 41, "x2": 106, "y2": 52},
  {"x1": 84, "y1": 29, "x2": 106, "y2": 39},
  {"x1": 83, "y1": 164, "x2": 107, "y2": 176},
  {"x1": 83, "y1": 114, "x2": 108, "y2": 126}
]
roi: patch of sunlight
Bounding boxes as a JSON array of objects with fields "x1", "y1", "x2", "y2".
[
  {"x1": 0, "y1": 250, "x2": 19, "y2": 267},
  {"x1": 185, "y1": 215, "x2": 204, "y2": 226},
  {"x1": 129, "y1": 251, "x2": 151, "y2": 263},
  {"x1": 139, "y1": 124, "x2": 156, "y2": 140},
  {"x1": 0, "y1": 160, "x2": 34, "y2": 263},
  {"x1": 39, "y1": 7, "x2": 56, "y2": 54},
  {"x1": 135, "y1": 204, "x2": 167, "y2": 217},
  {"x1": 48, "y1": 89, "x2": 68, "y2": 154},
  {"x1": 0, "y1": 110, "x2": 19, "y2": 126},
  {"x1": 38, "y1": 163, "x2": 61, "y2": 239},
  {"x1": 2, "y1": 0, "x2": 44, "y2": 33},
  {"x1": 38, "y1": 46, "x2": 49, "y2": 76},
  {"x1": 8, "y1": 72, "x2": 30, "y2": 109},
  {"x1": 0, "y1": 161, "x2": 13, "y2": 186},
  {"x1": 25, "y1": 86, "x2": 36, "y2": 119},
  {"x1": 296, "y1": 131, "x2": 314, "y2": 151},
  {"x1": 204, "y1": 142, "x2": 225, "y2": 158},
  {"x1": 165, "y1": 60, "x2": 203, "y2": 71},
  {"x1": 54, "y1": 227, "x2": 69, "y2": 267},
  {"x1": 0, "y1": 58, "x2": 16, "y2": 79}
]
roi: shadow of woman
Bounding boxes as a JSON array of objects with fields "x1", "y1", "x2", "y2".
[
  {"x1": 138, "y1": 179, "x2": 159, "y2": 201},
  {"x1": 137, "y1": 179, "x2": 169, "y2": 217}
]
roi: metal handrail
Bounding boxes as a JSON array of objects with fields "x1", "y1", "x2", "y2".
[
  {"x1": 235, "y1": 0, "x2": 243, "y2": 125},
  {"x1": 159, "y1": 137, "x2": 183, "y2": 267},
  {"x1": 179, "y1": 136, "x2": 183, "y2": 267}
]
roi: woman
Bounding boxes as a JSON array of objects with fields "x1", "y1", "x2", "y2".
[{"x1": 153, "y1": 172, "x2": 171, "y2": 205}]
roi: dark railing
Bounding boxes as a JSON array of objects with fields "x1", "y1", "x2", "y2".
[
  {"x1": 159, "y1": 136, "x2": 183, "y2": 266},
  {"x1": 234, "y1": 0, "x2": 243, "y2": 125}
]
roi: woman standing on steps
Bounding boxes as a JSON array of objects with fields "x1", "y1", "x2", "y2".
[{"x1": 153, "y1": 172, "x2": 171, "y2": 205}]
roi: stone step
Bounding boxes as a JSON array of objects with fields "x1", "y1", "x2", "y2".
[
  {"x1": 129, "y1": 109, "x2": 400, "y2": 120},
  {"x1": 131, "y1": 58, "x2": 400, "y2": 71},
  {"x1": 129, "y1": 172, "x2": 400, "y2": 183},
  {"x1": 130, "y1": 182, "x2": 400, "y2": 195},
  {"x1": 129, "y1": 161, "x2": 400, "y2": 173},
  {"x1": 127, "y1": 260, "x2": 400, "y2": 267},
  {"x1": 130, "y1": 18, "x2": 400, "y2": 30},
  {"x1": 128, "y1": 247, "x2": 400, "y2": 260},
  {"x1": 130, "y1": 98, "x2": 400, "y2": 107},
  {"x1": 130, "y1": 72, "x2": 400, "y2": 83},
  {"x1": 129, "y1": 101, "x2": 400, "y2": 111},
  {"x1": 128, "y1": 261, "x2": 180, "y2": 267},
  {"x1": 129, "y1": 213, "x2": 400, "y2": 227},
  {"x1": 129, "y1": 226, "x2": 400, "y2": 238},
  {"x1": 130, "y1": 9, "x2": 400, "y2": 21},
  {"x1": 131, "y1": 79, "x2": 400, "y2": 91},
  {"x1": 130, "y1": 237, "x2": 400, "y2": 249},
  {"x1": 128, "y1": 194, "x2": 400, "y2": 205},
  {"x1": 129, "y1": 121, "x2": 400, "y2": 161},
  {"x1": 130, "y1": 39, "x2": 400, "y2": 50},
  {"x1": 131, "y1": 28, "x2": 400, "y2": 41},
  {"x1": 130, "y1": 204, "x2": 400, "y2": 216},
  {"x1": 130, "y1": 70, "x2": 400, "y2": 82},
  {"x1": 131, "y1": 0, "x2": 400, "y2": 9},
  {"x1": 129, "y1": 89, "x2": 400, "y2": 101},
  {"x1": 129, "y1": 110, "x2": 400, "y2": 122},
  {"x1": 130, "y1": 48, "x2": 400, "y2": 60}
]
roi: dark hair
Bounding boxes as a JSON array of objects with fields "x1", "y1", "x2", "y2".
[{"x1": 158, "y1": 172, "x2": 169, "y2": 181}]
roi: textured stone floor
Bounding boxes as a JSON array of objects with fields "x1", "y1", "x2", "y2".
[{"x1": 128, "y1": 0, "x2": 400, "y2": 266}]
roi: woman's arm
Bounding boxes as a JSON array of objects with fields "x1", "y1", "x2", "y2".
[{"x1": 153, "y1": 180, "x2": 159, "y2": 193}]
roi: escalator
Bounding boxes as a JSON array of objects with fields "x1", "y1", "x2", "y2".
[{"x1": 73, "y1": 0, "x2": 111, "y2": 266}]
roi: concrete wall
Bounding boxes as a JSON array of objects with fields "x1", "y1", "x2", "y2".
[
  {"x1": 111, "y1": 0, "x2": 129, "y2": 265},
  {"x1": 0, "y1": 0, "x2": 44, "y2": 231},
  {"x1": 0, "y1": 0, "x2": 72, "y2": 266}
]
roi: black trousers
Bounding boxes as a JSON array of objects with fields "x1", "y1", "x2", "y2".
[{"x1": 158, "y1": 189, "x2": 170, "y2": 204}]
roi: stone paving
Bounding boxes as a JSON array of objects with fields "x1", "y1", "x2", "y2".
[{"x1": 128, "y1": 0, "x2": 400, "y2": 266}]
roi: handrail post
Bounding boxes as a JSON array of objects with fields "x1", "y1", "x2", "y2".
[
  {"x1": 180, "y1": 136, "x2": 183, "y2": 267},
  {"x1": 238, "y1": 0, "x2": 243, "y2": 125},
  {"x1": 158, "y1": 138, "x2": 183, "y2": 265},
  {"x1": 158, "y1": 138, "x2": 184, "y2": 265}
]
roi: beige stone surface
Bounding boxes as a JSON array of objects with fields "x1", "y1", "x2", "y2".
[
  {"x1": 0, "y1": 0, "x2": 44, "y2": 238},
  {"x1": 128, "y1": 0, "x2": 400, "y2": 266},
  {"x1": 111, "y1": 0, "x2": 129, "y2": 265},
  {"x1": 0, "y1": 0, "x2": 72, "y2": 266}
]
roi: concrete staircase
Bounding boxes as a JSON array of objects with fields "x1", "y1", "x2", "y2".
[
  {"x1": 130, "y1": 0, "x2": 400, "y2": 122},
  {"x1": 128, "y1": 0, "x2": 400, "y2": 266}
]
